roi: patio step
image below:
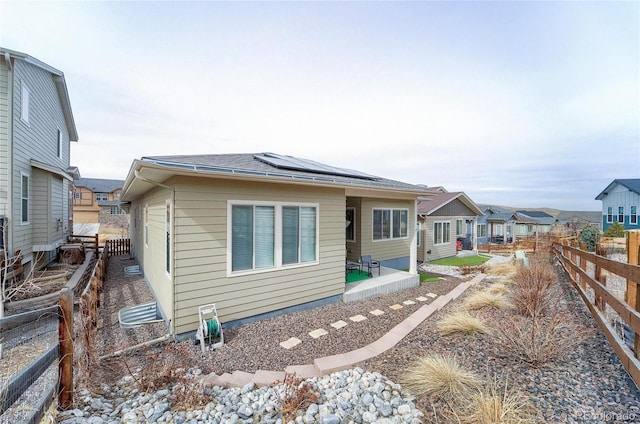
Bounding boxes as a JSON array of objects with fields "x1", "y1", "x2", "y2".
[{"x1": 343, "y1": 267, "x2": 420, "y2": 303}]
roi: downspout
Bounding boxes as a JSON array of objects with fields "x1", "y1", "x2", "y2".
[
  {"x1": 133, "y1": 170, "x2": 176, "y2": 336},
  {"x1": 5, "y1": 52, "x2": 13, "y2": 254},
  {"x1": 409, "y1": 199, "x2": 417, "y2": 274}
]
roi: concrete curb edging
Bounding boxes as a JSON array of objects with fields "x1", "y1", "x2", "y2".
[{"x1": 200, "y1": 273, "x2": 486, "y2": 389}]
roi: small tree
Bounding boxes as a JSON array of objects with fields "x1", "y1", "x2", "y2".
[
  {"x1": 604, "y1": 222, "x2": 626, "y2": 238},
  {"x1": 579, "y1": 225, "x2": 600, "y2": 252}
]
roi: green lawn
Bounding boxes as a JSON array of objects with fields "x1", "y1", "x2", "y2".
[
  {"x1": 428, "y1": 254, "x2": 492, "y2": 267},
  {"x1": 403, "y1": 269, "x2": 441, "y2": 282}
]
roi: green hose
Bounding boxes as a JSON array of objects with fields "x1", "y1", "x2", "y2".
[{"x1": 205, "y1": 318, "x2": 219, "y2": 345}]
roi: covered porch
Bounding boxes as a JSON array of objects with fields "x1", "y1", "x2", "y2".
[{"x1": 343, "y1": 266, "x2": 420, "y2": 303}]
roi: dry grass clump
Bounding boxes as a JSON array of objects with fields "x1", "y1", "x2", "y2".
[
  {"x1": 456, "y1": 378, "x2": 537, "y2": 424},
  {"x1": 484, "y1": 261, "x2": 518, "y2": 280},
  {"x1": 437, "y1": 310, "x2": 491, "y2": 335},
  {"x1": 399, "y1": 354, "x2": 484, "y2": 401},
  {"x1": 463, "y1": 290, "x2": 513, "y2": 311},
  {"x1": 487, "y1": 282, "x2": 508, "y2": 294}
]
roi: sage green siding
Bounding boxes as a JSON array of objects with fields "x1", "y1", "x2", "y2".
[
  {"x1": 131, "y1": 176, "x2": 346, "y2": 336},
  {"x1": 358, "y1": 198, "x2": 415, "y2": 262}
]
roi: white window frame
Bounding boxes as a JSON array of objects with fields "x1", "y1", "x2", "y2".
[
  {"x1": 227, "y1": 200, "x2": 319, "y2": 276},
  {"x1": 110, "y1": 206, "x2": 126, "y2": 215},
  {"x1": 346, "y1": 207, "x2": 356, "y2": 242},
  {"x1": 144, "y1": 204, "x2": 149, "y2": 247},
  {"x1": 57, "y1": 128, "x2": 63, "y2": 159},
  {"x1": 372, "y1": 208, "x2": 409, "y2": 241},
  {"x1": 95, "y1": 193, "x2": 109, "y2": 201},
  {"x1": 618, "y1": 206, "x2": 624, "y2": 223},
  {"x1": 456, "y1": 219, "x2": 463, "y2": 236},
  {"x1": 20, "y1": 172, "x2": 30, "y2": 224},
  {"x1": 477, "y1": 223, "x2": 487, "y2": 238},
  {"x1": 21, "y1": 80, "x2": 30, "y2": 124},
  {"x1": 607, "y1": 207, "x2": 613, "y2": 223},
  {"x1": 631, "y1": 206, "x2": 637, "y2": 225},
  {"x1": 166, "y1": 199, "x2": 171, "y2": 275},
  {"x1": 433, "y1": 221, "x2": 451, "y2": 245}
]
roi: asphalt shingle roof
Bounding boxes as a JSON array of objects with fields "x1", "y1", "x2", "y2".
[{"x1": 75, "y1": 178, "x2": 124, "y2": 193}]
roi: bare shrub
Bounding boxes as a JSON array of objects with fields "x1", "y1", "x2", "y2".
[
  {"x1": 490, "y1": 311, "x2": 592, "y2": 367},
  {"x1": 463, "y1": 290, "x2": 513, "y2": 311},
  {"x1": 437, "y1": 310, "x2": 491, "y2": 336},
  {"x1": 457, "y1": 377, "x2": 537, "y2": 424},
  {"x1": 510, "y1": 252, "x2": 558, "y2": 318},
  {"x1": 277, "y1": 372, "x2": 319, "y2": 421},
  {"x1": 399, "y1": 354, "x2": 484, "y2": 402}
]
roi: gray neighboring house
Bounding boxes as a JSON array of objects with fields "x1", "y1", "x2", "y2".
[
  {"x1": 516, "y1": 210, "x2": 556, "y2": 236},
  {"x1": 476, "y1": 206, "x2": 538, "y2": 244},
  {"x1": 0, "y1": 48, "x2": 79, "y2": 271}
]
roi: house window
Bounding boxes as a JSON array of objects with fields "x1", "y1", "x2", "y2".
[
  {"x1": 110, "y1": 206, "x2": 126, "y2": 215},
  {"x1": 373, "y1": 208, "x2": 408, "y2": 241},
  {"x1": 477, "y1": 223, "x2": 486, "y2": 238},
  {"x1": 21, "y1": 81, "x2": 30, "y2": 124},
  {"x1": 607, "y1": 207, "x2": 613, "y2": 223},
  {"x1": 95, "y1": 193, "x2": 109, "y2": 201},
  {"x1": 631, "y1": 206, "x2": 637, "y2": 225},
  {"x1": 21, "y1": 173, "x2": 29, "y2": 223},
  {"x1": 144, "y1": 205, "x2": 149, "y2": 246},
  {"x1": 166, "y1": 200, "x2": 171, "y2": 274},
  {"x1": 456, "y1": 219, "x2": 463, "y2": 236},
  {"x1": 57, "y1": 129, "x2": 63, "y2": 159},
  {"x1": 434, "y1": 221, "x2": 451, "y2": 245},
  {"x1": 230, "y1": 202, "x2": 318, "y2": 274},
  {"x1": 618, "y1": 206, "x2": 624, "y2": 223},
  {"x1": 74, "y1": 192, "x2": 81, "y2": 200},
  {"x1": 346, "y1": 207, "x2": 355, "y2": 242}
]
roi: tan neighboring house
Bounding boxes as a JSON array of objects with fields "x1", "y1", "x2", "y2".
[
  {"x1": 73, "y1": 178, "x2": 127, "y2": 232},
  {"x1": 120, "y1": 153, "x2": 435, "y2": 337},
  {"x1": 416, "y1": 189, "x2": 483, "y2": 262}
]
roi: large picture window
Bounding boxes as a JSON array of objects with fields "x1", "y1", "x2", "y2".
[
  {"x1": 230, "y1": 202, "x2": 318, "y2": 273},
  {"x1": 434, "y1": 221, "x2": 451, "y2": 245},
  {"x1": 477, "y1": 223, "x2": 487, "y2": 238},
  {"x1": 373, "y1": 208, "x2": 408, "y2": 241}
]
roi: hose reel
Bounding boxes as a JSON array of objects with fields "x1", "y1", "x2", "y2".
[{"x1": 195, "y1": 304, "x2": 224, "y2": 353}]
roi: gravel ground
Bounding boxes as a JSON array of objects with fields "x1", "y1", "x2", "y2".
[{"x1": 87, "y1": 254, "x2": 640, "y2": 423}]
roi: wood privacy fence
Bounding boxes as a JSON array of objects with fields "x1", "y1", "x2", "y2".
[
  {"x1": 0, "y1": 238, "x2": 131, "y2": 421},
  {"x1": 477, "y1": 241, "x2": 538, "y2": 255},
  {"x1": 552, "y1": 235, "x2": 640, "y2": 387},
  {"x1": 68, "y1": 233, "x2": 99, "y2": 256}
]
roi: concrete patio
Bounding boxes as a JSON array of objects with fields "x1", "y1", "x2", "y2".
[{"x1": 343, "y1": 266, "x2": 420, "y2": 303}]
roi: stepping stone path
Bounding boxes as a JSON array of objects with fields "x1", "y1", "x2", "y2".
[{"x1": 280, "y1": 292, "x2": 442, "y2": 349}]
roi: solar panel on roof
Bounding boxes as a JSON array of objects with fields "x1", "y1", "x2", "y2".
[{"x1": 254, "y1": 153, "x2": 378, "y2": 180}]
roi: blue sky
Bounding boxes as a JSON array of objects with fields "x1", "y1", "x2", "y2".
[{"x1": 1, "y1": 1, "x2": 638, "y2": 211}]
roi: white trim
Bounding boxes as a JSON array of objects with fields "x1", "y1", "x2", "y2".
[
  {"x1": 372, "y1": 207, "x2": 409, "y2": 242},
  {"x1": 20, "y1": 171, "x2": 30, "y2": 225},
  {"x1": 57, "y1": 128, "x2": 63, "y2": 159},
  {"x1": 433, "y1": 220, "x2": 451, "y2": 245},
  {"x1": 631, "y1": 206, "x2": 638, "y2": 225},
  {"x1": 165, "y1": 199, "x2": 172, "y2": 277},
  {"x1": 227, "y1": 200, "x2": 320, "y2": 277}
]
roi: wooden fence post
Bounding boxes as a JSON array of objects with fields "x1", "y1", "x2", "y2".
[
  {"x1": 627, "y1": 231, "x2": 640, "y2": 357},
  {"x1": 58, "y1": 288, "x2": 74, "y2": 410}
]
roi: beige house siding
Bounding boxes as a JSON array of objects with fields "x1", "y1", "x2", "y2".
[
  {"x1": 358, "y1": 198, "x2": 415, "y2": 263},
  {"x1": 130, "y1": 176, "x2": 346, "y2": 336},
  {"x1": 419, "y1": 217, "x2": 456, "y2": 261}
]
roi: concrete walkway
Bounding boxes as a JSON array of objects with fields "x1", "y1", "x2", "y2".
[{"x1": 200, "y1": 273, "x2": 486, "y2": 389}]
